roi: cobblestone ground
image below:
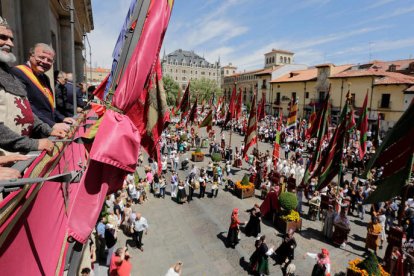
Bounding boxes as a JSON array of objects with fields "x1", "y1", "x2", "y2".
[{"x1": 94, "y1": 126, "x2": 386, "y2": 276}]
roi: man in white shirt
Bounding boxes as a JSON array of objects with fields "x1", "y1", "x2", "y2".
[{"x1": 133, "y1": 213, "x2": 148, "y2": 251}]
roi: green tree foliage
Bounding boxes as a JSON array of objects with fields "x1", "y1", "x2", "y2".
[
  {"x1": 190, "y1": 77, "x2": 221, "y2": 102},
  {"x1": 163, "y1": 75, "x2": 180, "y2": 106}
]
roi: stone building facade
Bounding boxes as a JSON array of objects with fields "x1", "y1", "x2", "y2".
[
  {"x1": 161, "y1": 49, "x2": 221, "y2": 90},
  {"x1": 0, "y1": 0, "x2": 93, "y2": 82}
]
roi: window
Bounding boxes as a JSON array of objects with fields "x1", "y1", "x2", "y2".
[
  {"x1": 182, "y1": 77, "x2": 186, "y2": 81},
  {"x1": 213, "y1": 73, "x2": 215, "y2": 76},
  {"x1": 305, "y1": 92, "x2": 309, "y2": 99},
  {"x1": 319, "y1": 91, "x2": 325, "y2": 102},
  {"x1": 201, "y1": 72, "x2": 205, "y2": 75},
  {"x1": 170, "y1": 69, "x2": 173, "y2": 73},
  {"x1": 284, "y1": 57, "x2": 287, "y2": 63},
  {"x1": 280, "y1": 57, "x2": 283, "y2": 63},
  {"x1": 380, "y1": 93, "x2": 391, "y2": 108},
  {"x1": 226, "y1": 70, "x2": 229, "y2": 74},
  {"x1": 276, "y1": 92, "x2": 281, "y2": 104},
  {"x1": 195, "y1": 71, "x2": 198, "y2": 74},
  {"x1": 272, "y1": 56, "x2": 275, "y2": 63},
  {"x1": 351, "y1": 93, "x2": 356, "y2": 106},
  {"x1": 288, "y1": 57, "x2": 291, "y2": 64},
  {"x1": 291, "y1": 92, "x2": 296, "y2": 99}
]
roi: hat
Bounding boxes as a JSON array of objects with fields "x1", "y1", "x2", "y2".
[{"x1": 321, "y1": 248, "x2": 329, "y2": 256}]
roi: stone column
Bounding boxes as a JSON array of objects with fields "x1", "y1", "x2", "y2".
[
  {"x1": 75, "y1": 42, "x2": 84, "y2": 83},
  {"x1": 59, "y1": 16, "x2": 72, "y2": 72},
  {"x1": 20, "y1": 0, "x2": 51, "y2": 57}
]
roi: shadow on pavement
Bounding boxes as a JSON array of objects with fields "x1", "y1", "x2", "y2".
[
  {"x1": 217, "y1": 231, "x2": 229, "y2": 248},
  {"x1": 239, "y1": 257, "x2": 252, "y2": 274},
  {"x1": 299, "y1": 227, "x2": 326, "y2": 243},
  {"x1": 351, "y1": 219, "x2": 368, "y2": 228}
]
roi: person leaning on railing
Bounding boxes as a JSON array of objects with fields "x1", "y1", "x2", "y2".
[{"x1": 0, "y1": 16, "x2": 66, "y2": 165}]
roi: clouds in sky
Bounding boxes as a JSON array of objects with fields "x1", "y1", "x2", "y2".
[{"x1": 89, "y1": 0, "x2": 414, "y2": 71}]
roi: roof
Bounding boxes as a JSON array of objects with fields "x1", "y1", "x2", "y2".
[
  {"x1": 228, "y1": 68, "x2": 266, "y2": 78},
  {"x1": 370, "y1": 59, "x2": 414, "y2": 71},
  {"x1": 270, "y1": 68, "x2": 318, "y2": 83},
  {"x1": 163, "y1": 49, "x2": 216, "y2": 66},
  {"x1": 331, "y1": 68, "x2": 414, "y2": 85},
  {"x1": 330, "y1": 64, "x2": 353, "y2": 75},
  {"x1": 405, "y1": 85, "x2": 414, "y2": 92},
  {"x1": 374, "y1": 72, "x2": 414, "y2": 85},
  {"x1": 265, "y1": 49, "x2": 294, "y2": 55}
]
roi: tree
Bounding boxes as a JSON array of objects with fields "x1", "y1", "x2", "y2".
[
  {"x1": 163, "y1": 75, "x2": 180, "y2": 106},
  {"x1": 190, "y1": 77, "x2": 221, "y2": 103}
]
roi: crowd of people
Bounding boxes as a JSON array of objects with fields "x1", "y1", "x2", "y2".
[{"x1": 1, "y1": 11, "x2": 414, "y2": 275}]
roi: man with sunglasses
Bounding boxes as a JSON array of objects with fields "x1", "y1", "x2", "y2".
[
  {"x1": 12, "y1": 43, "x2": 75, "y2": 130},
  {"x1": 0, "y1": 17, "x2": 65, "y2": 157}
]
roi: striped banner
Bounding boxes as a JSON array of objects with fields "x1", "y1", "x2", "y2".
[
  {"x1": 287, "y1": 97, "x2": 298, "y2": 129},
  {"x1": 243, "y1": 93, "x2": 257, "y2": 158}
]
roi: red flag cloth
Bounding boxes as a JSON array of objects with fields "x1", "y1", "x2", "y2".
[
  {"x1": 305, "y1": 111, "x2": 316, "y2": 139},
  {"x1": 243, "y1": 93, "x2": 257, "y2": 158},
  {"x1": 92, "y1": 74, "x2": 109, "y2": 100},
  {"x1": 224, "y1": 85, "x2": 237, "y2": 126},
  {"x1": 257, "y1": 93, "x2": 266, "y2": 122},
  {"x1": 0, "y1": 118, "x2": 88, "y2": 275},
  {"x1": 234, "y1": 88, "x2": 242, "y2": 120},
  {"x1": 179, "y1": 82, "x2": 190, "y2": 114},
  {"x1": 187, "y1": 98, "x2": 198, "y2": 125},
  {"x1": 67, "y1": 0, "x2": 173, "y2": 243},
  {"x1": 357, "y1": 92, "x2": 369, "y2": 159}
]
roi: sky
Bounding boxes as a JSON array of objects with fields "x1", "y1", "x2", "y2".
[{"x1": 89, "y1": 0, "x2": 414, "y2": 71}]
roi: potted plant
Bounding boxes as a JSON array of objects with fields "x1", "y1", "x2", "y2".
[
  {"x1": 191, "y1": 148, "x2": 204, "y2": 162},
  {"x1": 234, "y1": 174, "x2": 255, "y2": 199},
  {"x1": 275, "y1": 192, "x2": 302, "y2": 233},
  {"x1": 347, "y1": 252, "x2": 389, "y2": 276},
  {"x1": 211, "y1": 152, "x2": 222, "y2": 163}
]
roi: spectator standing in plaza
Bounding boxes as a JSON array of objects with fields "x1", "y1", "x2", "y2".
[
  {"x1": 105, "y1": 224, "x2": 118, "y2": 266},
  {"x1": 171, "y1": 171, "x2": 178, "y2": 198},
  {"x1": 133, "y1": 212, "x2": 148, "y2": 251},
  {"x1": 95, "y1": 216, "x2": 106, "y2": 262},
  {"x1": 109, "y1": 247, "x2": 132, "y2": 276},
  {"x1": 159, "y1": 174, "x2": 166, "y2": 199},
  {"x1": 165, "y1": 261, "x2": 183, "y2": 276}
]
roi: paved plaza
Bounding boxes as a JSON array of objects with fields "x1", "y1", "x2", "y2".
[{"x1": 95, "y1": 126, "x2": 386, "y2": 276}]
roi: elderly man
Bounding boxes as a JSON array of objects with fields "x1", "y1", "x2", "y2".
[
  {"x1": 0, "y1": 17, "x2": 65, "y2": 158},
  {"x1": 64, "y1": 72, "x2": 85, "y2": 116},
  {"x1": 11, "y1": 43, "x2": 74, "y2": 130},
  {"x1": 133, "y1": 212, "x2": 148, "y2": 251}
]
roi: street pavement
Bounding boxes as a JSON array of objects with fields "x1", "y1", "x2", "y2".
[{"x1": 94, "y1": 126, "x2": 386, "y2": 276}]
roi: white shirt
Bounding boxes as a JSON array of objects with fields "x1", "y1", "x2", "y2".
[{"x1": 134, "y1": 217, "x2": 149, "y2": 232}]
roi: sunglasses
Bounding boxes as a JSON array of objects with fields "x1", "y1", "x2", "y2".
[{"x1": 0, "y1": 34, "x2": 13, "y2": 42}]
